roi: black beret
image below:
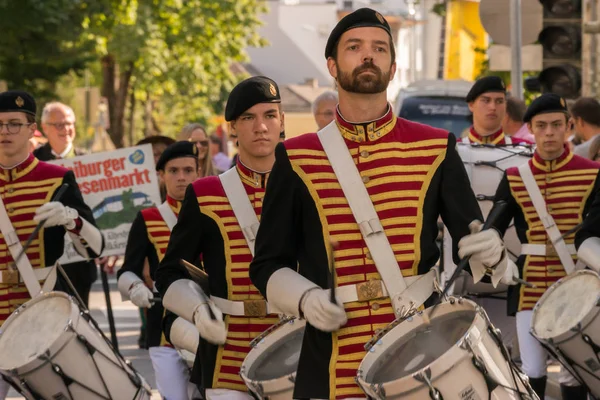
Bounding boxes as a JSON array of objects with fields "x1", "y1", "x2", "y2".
[
  {"x1": 523, "y1": 93, "x2": 569, "y2": 123},
  {"x1": 225, "y1": 76, "x2": 281, "y2": 122},
  {"x1": 136, "y1": 135, "x2": 176, "y2": 147},
  {"x1": 155, "y1": 141, "x2": 198, "y2": 171},
  {"x1": 465, "y1": 76, "x2": 506, "y2": 102},
  {"x1": 325, "y1": 8, "x2": 392, "y2": 59},
  {"x1": 0, "y1": 91, "x2": 36, "y2": 116}
]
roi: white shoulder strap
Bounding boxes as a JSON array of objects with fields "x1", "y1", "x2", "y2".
[
  {"x1": 518, "y1": 163, "x2": 576, "y2": 274},
  {"x1": 157, "y1": 201, "x2": 178, "y2": 231},
  {"x1": 318, "y1": 123, "x2": 410, "y2": 315},
  {"x1": 505, "y1": 136, "x2": 513, "y2": 145},
  {"x1": 0, "y1": 195, "x2": 40, "y2": 297},
  {"x1": 219, "y1": 167, "x2": 260, "y2": 256}
]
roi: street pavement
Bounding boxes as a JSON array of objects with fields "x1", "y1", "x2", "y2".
[{"x1": 5, "y1": 269, "x2": 563, "y2": 400}]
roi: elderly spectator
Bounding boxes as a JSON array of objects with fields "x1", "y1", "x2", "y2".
[
  {"x1": 36, "y1": 102, "x2": 86, "y2": 159},
  {"x1": 572, "y1": 97, "x2": 600, "y2": 159},
  {"x1": 312, "y1": 90, "x2": 338, "y2": 130},
  {"x1": 178, "y1": 123, "x2": 216, "y2": 177},
  {"x1": 503, "y1": 97, "x2": 535, "y2": 143}
]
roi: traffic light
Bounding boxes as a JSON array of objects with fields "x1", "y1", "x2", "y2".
[{"x1": 535, "y1": 0, "x2": 582, "y2": 99}]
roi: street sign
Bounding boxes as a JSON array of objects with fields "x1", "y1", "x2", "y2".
[{"x1": 480, "y1": 0, "x2": 543, "y2": 45}]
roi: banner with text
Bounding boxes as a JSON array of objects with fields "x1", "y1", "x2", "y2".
[{"x1": 49, "y1": 144, "x2": 161, "y2": 263}]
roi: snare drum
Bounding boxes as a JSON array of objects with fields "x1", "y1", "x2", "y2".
[
  {"x1": 531, "y1": 270, "x2": 600, "y2": 397},
  {"x1": 240, "y1": 317, "x2": 305, "y2": 400},
  {"x1": 0, "y1": 291, "x2": 151, "y2": 399},
  {"x1": 357, "y1": 298, "x2": 537, "y2": 399}
]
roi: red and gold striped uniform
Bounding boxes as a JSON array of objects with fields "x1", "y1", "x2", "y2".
[
  {"x1": 250, "y1": 107, "x2": 483, "y2": 399},
  {"x1": 0, "y1": 154, "x2": 100, "y2": 325},
  {"x1": 496, "y1": 146, "x2": 600, "y2": 312},
  {"x1": 156, "y1": 160, "x2": 280, "y2": 392}
]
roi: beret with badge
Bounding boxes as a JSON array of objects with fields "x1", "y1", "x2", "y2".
[
  {"x1": 465, "y1": 76, "x2": 506, "y2": 103},
  {"x1": 523, "y1": 93, "x2": 569, "y2": 123},
  {"x1": 155, "y1": 140, "x2": 198, "y2": 171},
  {"x1": 325, "y1": 8, "x2": 392, "y2": 59},
  {"x1": 225, "y1": 76, "x2": 281, "y2": 122},
  {"x1": 0, "y1": 90, "x2": 36, "y2": 116}
]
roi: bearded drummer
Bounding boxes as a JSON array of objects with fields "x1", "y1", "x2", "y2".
[
  {"x1": 155, "y1": 76, "x2": 284, "y2": 399},
  {"x1": 117, "y1": 141, "x2": 201, "y2": 400},
  {"x1": 0, "y1": 91, "x2": 104, "y2": 399},
  {"x1": 248, "y1": 8, "x2": 510, "y2": 400},
  {"x1": 491, "y1": 93, "x2": 600, "y2": 400}
]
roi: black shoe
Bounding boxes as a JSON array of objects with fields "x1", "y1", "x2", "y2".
[
  {"x1": 528, "y1": 376, "x2": 547, "y2": 399},
  {"x1": 137, "y1": 330, "x2": 148, "y2": 349},
  {"x1": 560, "y1": 384, "x2": 587, "y2": 400}
]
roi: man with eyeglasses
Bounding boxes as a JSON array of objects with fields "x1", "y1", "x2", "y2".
[
  {"x1": 0, "y1": 91, "x2": 104, "y2": 399},
  {"x1": 34, "y1": 101, "x2": 98, "y2": 307},
  {"x1": 312, "y1": 90, "x2": 338, "y2": 130}
]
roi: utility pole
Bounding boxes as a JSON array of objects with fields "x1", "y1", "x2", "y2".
[{"x1": 510, "y1": 0, "x2": 524, "y2": 100}]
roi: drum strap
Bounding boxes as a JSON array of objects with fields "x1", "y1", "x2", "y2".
[
  {"x1": 318, "y1": 123, "x2": 427, "y2": 318},
  {"x1": 518, "y1": 163, "x2": 578, "y2": 274},
  {"x1": 157, "y1": 201, "x2": 177, "y2": 232},
  {"x1": 0, "y1": 194, "x2": 41, "y2": 297},
  {"x1": 219, "y1": 167, "x2": 260, "y2": 256}
]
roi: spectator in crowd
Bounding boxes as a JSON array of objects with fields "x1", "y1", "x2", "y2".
[
  {"x1": 590, "y1": 134, "x2": 600, "y2": 162},
  {"x1": 312, "y1": 90, "x2": 338, "y2": 130},
  {"x1": 28, "y1": 129, "x2": 47, "y2": 152},
  {"x1": 35, "y1": 101, "x2": 97, "y2": 308},
  {"x1": 209, "y1": 134, "x2": 230, "y2": 173},
  {"x1": 178, "y1": 123, "x2": 216, "y2": 177},
  {"x1": 502, "y1": 97, "x2": 535, "y2": 143},
  {"x1": 571, "y1": 97, "x2": 600, "y2": 159}
]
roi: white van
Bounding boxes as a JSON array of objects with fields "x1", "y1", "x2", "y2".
[{"x1": 394, "y1": 80, "x2": 473, "y2": 137}]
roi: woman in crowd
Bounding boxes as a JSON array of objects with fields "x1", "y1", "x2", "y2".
[{"x1": 178, "y1": 123, "x2": 216, "y2": 177}]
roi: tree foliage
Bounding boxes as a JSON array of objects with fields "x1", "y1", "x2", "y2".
[{"x1": 0, "y1": 0, "x2": 267, "y2": 147}]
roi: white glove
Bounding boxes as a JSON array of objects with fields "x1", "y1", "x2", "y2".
[
  {"x1": 301, "y1": 289, "x2": 347, "y2": 332},
  {"x1": 578, "y1": 237, "x2": 600, "y2": 273},
  {"x1": 34, "y1": 202, "x2": 78, "y2": 230},
  {"x1": 129, "y1": 281, "x2": 154, "y2": 308},
  {"x1": 193, "y1": 301, "x2": 227, "y2": 345},
  {"x1": 458, "y1": 220, "x2": 506, "y2": 284},
  {"x1": 499, "y1": 260, "x2": 520, "y2": 286}
]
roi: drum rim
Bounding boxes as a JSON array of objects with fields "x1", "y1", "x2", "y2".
[
  {"x1": 0, "y1": 291, "x2": 80, "y2": 374},
  {"x1": 240, "y1": 318, "x2": 305, "y2": 394},
  {"x1": 357, "y1": 299, "x2": 486, "y2": 396},
  {"x1": 531, "y1": 269, "x2": 600, "y2": 341}
]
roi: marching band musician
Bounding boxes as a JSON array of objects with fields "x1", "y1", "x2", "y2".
[
  {"x1": 117, "y1": 141, "x2": 201, "y2": 400},
  {"x1": 155, "y1": 76, "x2": 284, "y2": 399},
  {"x1": 249, "y1": 9, "x2": 510, "y2": 399},
  {"x1": 0, "y1": 91, "x2": 104, "y2": 399},
  {"x1": 491, "y1": 94, "x2": 600, "y2": 400}
]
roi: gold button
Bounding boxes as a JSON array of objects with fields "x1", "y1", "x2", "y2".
[
  {"x1": 366, "y1": 252, "x2": 372, "y2": 260},
  {"x1": 360, "y1": 150, "x2": 369, "y2": 158},
  {"x1": 7, "y1": 188, "x2": 14, "y2": 194},
  {"x1": 362, "y1": 176, "x2": 370, "y2": 184},
  {"x1": 548, "y1": 206, "x2": 553, "y2": 212},
  {"x1": 374, "y1": 328, "x2": 383, "y2": 334},
  {"x1": 546, "y1": 176, "x2": 552, "y2": 183},
  {"x1": 371, "y1": 302, "x2": 380, "y2": 311},
  {"x1": 7, "y1": 208, "x2": 14, "y2": 213}
]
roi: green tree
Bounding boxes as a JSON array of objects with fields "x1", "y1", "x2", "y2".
[{"x1": 87, "y1": 0, "x2": 266, "y2": 148}]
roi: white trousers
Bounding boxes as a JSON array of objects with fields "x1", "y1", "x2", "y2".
[
  {"x1": 516, "y1": 310, "x2": 579, "y2": 386},
  {"x1": 205, "y1": 389, "x2": 254, "y2": 399},
  {"x1": 149, "y1": 346, "x2": 200, "y2": 400}
]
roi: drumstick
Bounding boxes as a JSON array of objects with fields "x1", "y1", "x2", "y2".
[
  {"x1": 329, "y1": 240, "x2": 339, "y2": 304},
  {"x1": 11, "y1": 183, "x2": 70, "y2": 269},
  {"x1": 552, "y1": 213, "x2": 600, "y2": 244},
  {"x1": 424, "y1": 201, "x2": 508, "y2": 325}
]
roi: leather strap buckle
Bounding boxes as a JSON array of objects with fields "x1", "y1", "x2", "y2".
[
  {"x1": 0, "y1": 269, "x2": 19, "y2": 284},
  {"x1": 243, "y1": 299, "x2": 267, "y2": 317},
  {"x1": 356, "y1": 279, "x2": 385, "y2": 302}
]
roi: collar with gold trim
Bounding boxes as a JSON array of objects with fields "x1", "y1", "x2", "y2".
[
  {"x1": 335, "y1": 104, "x2": 396, "y2": 143},
  {"x1": 468, "y1": 126, "x2": 506, "y2": 145},
  {"x1": 166, "y1": 195, "x2": 182, "y2": 216},
  {"x1": 532, "y1": 144, "x2": 572, "y2": 172},
  {"x1": 236, "y1": 158, "x2": 269, "y2": 189},
  {"x1": 0, "y1": 153, "x2": 39, "y2": 182}
]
